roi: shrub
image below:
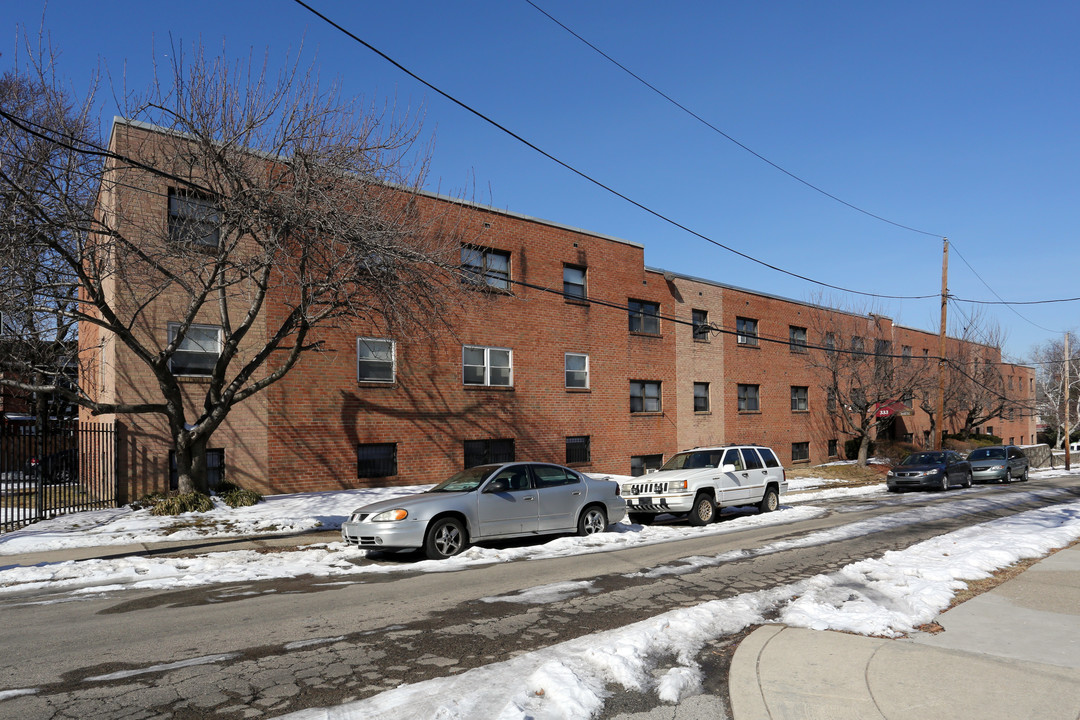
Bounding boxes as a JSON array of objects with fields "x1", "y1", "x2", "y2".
[
  {"x1": 844, "y1": 437, "x2": 874, "y2": 461},
  {"x1": 149, "y1": 491, "x2": 215, "y2": 516},
  {"x1": 215, "y1": 481, "x2": 262, "y2": 508},
  {"x1": 873, "y1": 441, "x2": 920, "y2": 464}
]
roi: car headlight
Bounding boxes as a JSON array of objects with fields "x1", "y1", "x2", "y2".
[
  {"x1": 887, "y1": 471, "x2": 895, "y2": 477},
  {"x1": 988, "y1": 464, "x2": 1005, "y2": 471},
  {"x1": 371, "y1": 509, "x2": 408, "y2": 522}
]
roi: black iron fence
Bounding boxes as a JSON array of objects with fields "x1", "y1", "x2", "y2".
[{"x1": 0, "y1": 420, "x2": 117, "y2": 534}]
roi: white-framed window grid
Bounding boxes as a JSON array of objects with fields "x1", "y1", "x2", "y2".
[
  {"x1": 463, "y1": 345, "x2": 513, "y2": 387},
  {"x1": 167, "y1": 322, "x2": 221, "y2": 377},
  {"x1": 357, "y1": 337, "x2": 396, "y2": 383},
  {"x1": 565, "y1": 352, "x2": 589, "y2": 389}
]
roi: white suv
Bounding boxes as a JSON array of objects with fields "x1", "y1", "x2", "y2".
[{"x1": 621, "y1": 445, "x2": 787, "y2": 525}]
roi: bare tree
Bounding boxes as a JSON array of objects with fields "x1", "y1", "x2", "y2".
[
  {"x1": 941, "y1": 321, "x2": 1013, "y2": 438},
  {"x1": 805, "y1": 307, "x2": 932, "y2": 466},
  {"x1": 1, "y1": 41, "x2": 467, "y2": 493},
  {"x1": 0, "y1": 40, "x2": 99, "y2": 437},
  {"x1": 1029, "y1": 333, "x2": 1080, "y2": 448}
]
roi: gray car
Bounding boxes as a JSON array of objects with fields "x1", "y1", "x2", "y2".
[
  {"x1": 341, "y1": 462, "x2": 626, "y2": 560},
  {"x1": 968, "y1": 445, "x2": 1029, "y2": 483}
]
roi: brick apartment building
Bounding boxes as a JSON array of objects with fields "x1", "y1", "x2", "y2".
[{"x1": 80, "y1": 120, "x2": 1036, "y2": 500}]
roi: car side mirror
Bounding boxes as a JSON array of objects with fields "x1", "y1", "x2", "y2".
[
  {"x1": 485, "y1": 478, "x2": 509, "y2": 493},
  {"x1": 722, "y1": 464, "x2": 736, "y2": 473}
]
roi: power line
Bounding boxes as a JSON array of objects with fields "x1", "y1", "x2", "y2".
[
  {"x1": 949, "y1": 239, "x2": 1063, "y2": 335},
  {"x1": 523, "y1": 0, "x2": 943, "y2": 239},
  {"x1": 289, "y1": 0, "x2": 940, "y2": 302}
]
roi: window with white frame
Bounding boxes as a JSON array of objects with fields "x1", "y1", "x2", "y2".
[
  {"x1": 628, "y1": 300, "x2": 660, "y2": 334},
  {"x1": 356, "y1": 338, "x2": 395, "y2": 382},
  {"x1": 736, "y1": 317, "x2": 758, "y2": 345},
  {"x1": 167, "y1": 323, "x2": 221, "y2": 376},
  {"x1": 563, "y1": 265, "x2": 587, "y2": 300},
  {"x1": 565, "y1": 353, "x2": 589, "y2": 389},
  {"x1": 463, "y1": 346, "x2": 512, "y2": 386},
  {"x1": 630, "y1": 380, "x2": 661, "y2": 413},
  {"x1": 168, "y1": 189, "x2": 220, "y2": 248},
  {"x1": 461, "y1": 245, "x2": 511, "y2": 290}
]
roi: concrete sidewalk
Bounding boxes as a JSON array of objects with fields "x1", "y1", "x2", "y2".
[{"x1": 729, "y1": 544, "x2": 1080, "y2": 719}]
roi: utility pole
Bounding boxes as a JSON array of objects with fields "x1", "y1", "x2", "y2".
[
  {"x1": 935, "y1": 237, "x2": 949, "y2": 450},
  {"x1": 1066, "y1": 332, "x2": 1071, "y2": 471}
]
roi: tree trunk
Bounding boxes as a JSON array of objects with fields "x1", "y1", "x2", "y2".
[
  {"x1": 173, "y1": 433, "x2": 209, "y2": 494},
  {"x1": 856, "y1": 433, "x2": 872, "y2": 467}
]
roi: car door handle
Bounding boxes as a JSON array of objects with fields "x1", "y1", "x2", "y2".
[
  {"x1": 523, "y1": 496, "x2": 536, "y2": 501},
  {"x1": 571, "y1": 491, "x2": 581, "y2": 496}
]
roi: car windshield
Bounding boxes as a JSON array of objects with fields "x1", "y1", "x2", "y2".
[
  {"x1": 660, "y1": 450, "x2": 723, "y2": 471},
  {"x1": 901, "y1": 452, "x2": 946, "y2": 466},
  {"x1": 428, "y1": 465, "x2": 495, "y2": 493},
  {"x1": 968, "y1": 448, "x2": 1006, "y2": 460}
]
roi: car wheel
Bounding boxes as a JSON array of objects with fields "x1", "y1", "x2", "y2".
[
  {"x1": 887, "y1": 486, "x2": 900, "y2": 493},
  {"x1": 963, "y1": 471, "x2": 972, "y2": 488},
  {"x1": 577, "y1": 506, "x2": 607, "y2": 536},
  {"x1": 1021, "y1": 467, "x2": 1029, "y2": 482},
  {"x1": 688, "y1": 493, "x2": 716, "y2": 526},
  {"x1": 424, "y1": 517, "x2": 467, "y2": 560},
  {"x1": 628, "y1": 512, "x2": 654, "y2": 526},
  {"x1": 1004, "y1": 469, "x2": 1012, "y2": 484},
  {"x1": 758, "y1": 487, "x2": 779, "y2": 513},
  {"x1": 939, "y1": 474, "x2": 949, "y2": 491}
]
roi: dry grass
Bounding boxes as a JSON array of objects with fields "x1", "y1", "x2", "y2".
[{"x1": 786, "y1": 463, "x2": 889, "y2": 486}]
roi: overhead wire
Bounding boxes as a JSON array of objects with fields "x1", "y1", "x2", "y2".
[
  {"x1": 523, "y1": 0, "x2": 943, "y2": 239},
  {"x1": 289, "y1": 0, "x2": 939, "y2": 302}
]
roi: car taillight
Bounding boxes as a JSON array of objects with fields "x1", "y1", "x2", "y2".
[{"x1": 615, "y1": 484, "x2": 621, "y2": 496}]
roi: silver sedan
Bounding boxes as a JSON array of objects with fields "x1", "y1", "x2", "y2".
[{"x1": 341, "y1": 462, "x2": 626, "y2": 560}]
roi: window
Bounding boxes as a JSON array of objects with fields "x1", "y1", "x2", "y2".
[
  {"x1": 903, "y1": 391, "x2": 914, "y2": 408},
  {"x1": 790, "y1": 386, "x2": 808, "y2": 412},
  {"x1": 827, "y1": 388, "x2": 838, "y2": 413},
  {"x1": 168, "y1": 189, "x2": 220, "y2": 248},
  {"x1": 758, "y1": 447, "x2": 781, "y2": 468},
  {"x1": 1008, "y1": 408, "x2": 1014, "y2": 421},
  {"x1": 851, "y1": 336, "x2": 865, "y2": 354},
  {"x1": 789, "y1": 326, "x2": 808, "y2": 353},
  {"x1": 736, "y1": 317, "x2": 758, "y2": 346},
  {"x1": 565, "y1": 353, "x2": 589, "y2": 389},
  {"x1": 357, "y1": 338, "x2": 395, "y2": 383},
  {"x1": 463, "y1": 346, "x2": 512, "y2": 387},
  {"x1": 535, "y1": 464, "x2": 582, "y2": 487},
  {"x1": 902, "y1": 345, "x2": 912, "y2": 365},
  {"x1": 693, "y1": 382, "x2": 710, "y2": 412},
  {"x1": 692, "y1": 309, "x2": 710, "y2": 341},
  {"x1": 464, "y1": 438, "x2": 515, "y2": 468},
  {"x1": 923, "y1": 348, "x2": 930, "y2": 362},
  {"x1": 167, "y1": 323, "x2": 221, "y2": 377},
  {"x1": 630, "y1": 454, "x2": 664, "y2": 477},
  {"x1": 461, "y1": 245, "x2": 511, "y2": 290},
  {"x1": 1009, "y1": 437, "x2": 1015, "y2": 445},
  {"x1": 169, "y1": 448, "x2": 224, "y2": 491},
  {"x1": 791, "y1": 442, "x2": 810, "y2": 462},
  {"x1": 628, "y1": 300, "x2": 660, "y2": 334},
  {"x1": 824, "y1": 332, "x2": 836, "y2": 355},
  {"x1": 737, "y1": 383, "x2": 760, "y2": 412},
  {"x1": 875, "y1": 339, "x2": 892, "y2": 378},
  {"x1": 1009, "y1": 375, "x2": 1014, "y2": 390},
  {"x1": 565, "y1": 436, "x2": 591, "y2": 464},
  {"x1": 827, "y1": 439, "x2": 838, "y2": 457},
  {"x1": 357, "y1": 443, "x2": 397, "y2": 478},
  {"x1": 630, "y1": 381, "x2": 662, "y2": 413},
  {"x1": 987, "y1": 426, "x2": 994, "y2": 437},
  {"x1": 563, "y1": 265, "x2": 587, "y2": 300}
]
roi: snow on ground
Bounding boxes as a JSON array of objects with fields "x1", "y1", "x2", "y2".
[
  {"x1": 281, "y1": 498, "x2": 1080, "y2": 720},
  {"x1": 0, "y1": 471, "x2": 861, "y2": 557}
]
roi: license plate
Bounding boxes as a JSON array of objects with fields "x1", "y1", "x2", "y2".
[{"x1": 630, "y1": 482, "x2": 665, "y2": 495}]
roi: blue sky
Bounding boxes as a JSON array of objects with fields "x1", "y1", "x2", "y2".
[{"x1": 5, "y1": 1, "x2": 1078, "y2": 360}]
